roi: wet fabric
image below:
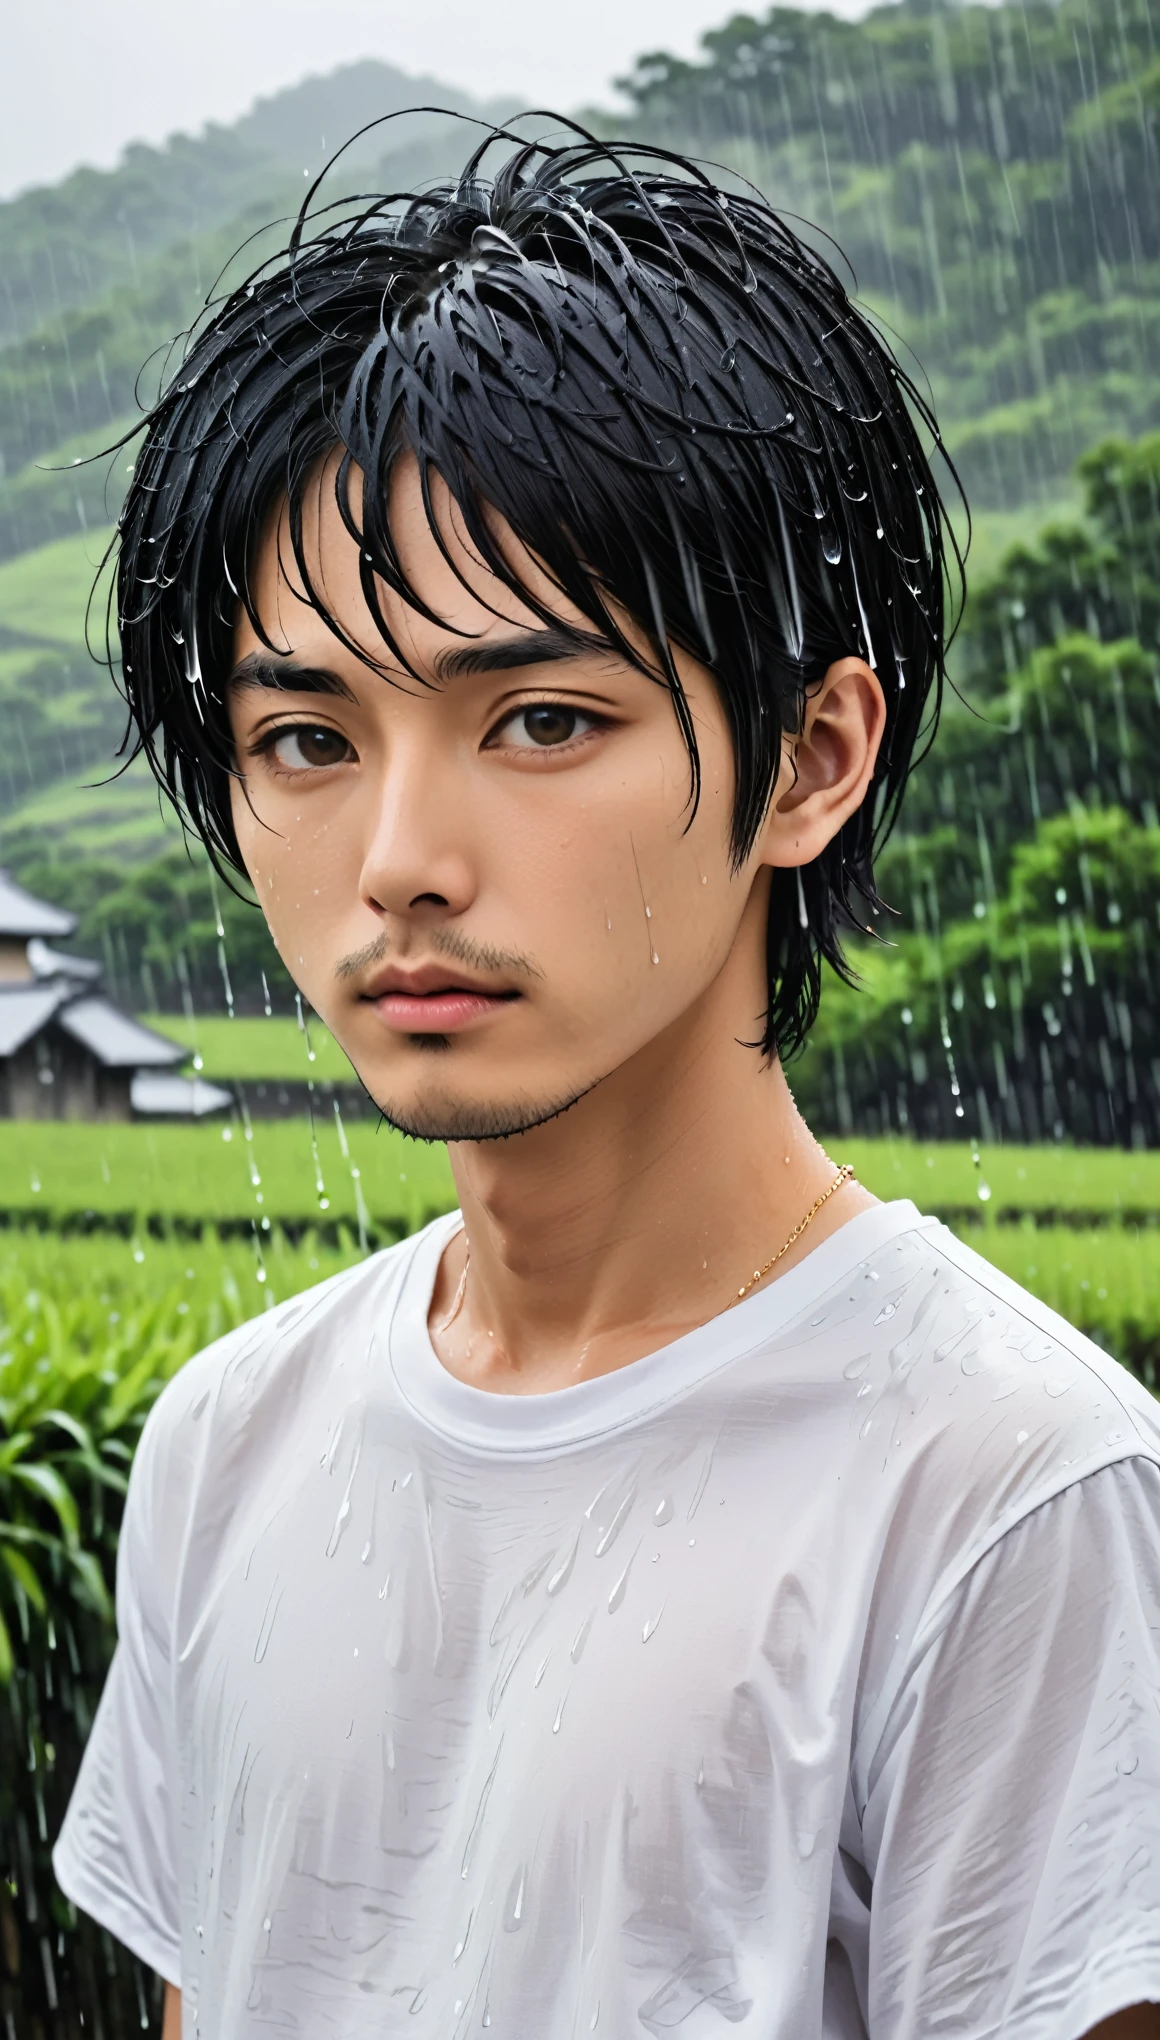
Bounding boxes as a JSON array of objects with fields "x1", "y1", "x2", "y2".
[{"x1": 54, "y1": 1200, "x2": 1160, "y2": 2038}]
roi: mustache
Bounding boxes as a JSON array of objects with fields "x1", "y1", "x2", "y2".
[{"x1": 333, "y1": 926, "x2": 542, "y2": 984}]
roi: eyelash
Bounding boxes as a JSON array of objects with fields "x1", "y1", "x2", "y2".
[{"x1": 248, "y1": 699, "x2": 608, "y2": 772}]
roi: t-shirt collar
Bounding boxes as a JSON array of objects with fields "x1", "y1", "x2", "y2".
[{"x1": 387, "y1": 1199, "x2": 934, "y2": 1457}]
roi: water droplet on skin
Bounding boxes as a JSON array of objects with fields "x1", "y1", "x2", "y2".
[
  {"x1": 653, "y1": 1496, "x2": 673, "y2": 1525},
  {"x1": 651, "y1": 951, "x2": 660, "y2": 965}
]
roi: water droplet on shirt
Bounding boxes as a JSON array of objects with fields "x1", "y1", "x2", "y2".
[
  {"x1": 262, "y1": 1918, "x2": 271, "y2": 1934},
  {"x1": 843, "y1": 1353, "x2": 871, "y2": 1380},
  {"x1": 401, "y1": 1471, "x2": 413, "y2": 1488},
  {"x1": 608, "y1": 1555, "x2": 634, "y2": 1612},
  {"x1": 1016, "y1": 1430, "x2": 1029, "y2": 1445},
  {"x1": 504, "y1": 1865, "x2": 528, "y2": 1929},
  {"x1": 653, "y1": 1496, "x2": 673, "y2": 1525},
  {"x1": 1105, "y1": 1428, "x2": 1126, "y2": 1446},
  {"x1": 595, "y1": 1492, "x2": 635, "y2": 1556},
  {"x1": 1118, "y1": 1755, "x2": 1139, "y2": 1776},
  {"x1": 873, "y1": 1302, "x2": 897, "y2": 1325},
  {"x1": 534, "y1": 1651, "x2": 551, "y2": 1688},
  {"x1": 570, "y1": 1613, "x2": 595, "y2": 1663},
  {"x1": 552, "y1": 1695, "x2": 566, "y2": 1733},
  {"x1": 590, "y1": 2004, "x2": 600, "y2": 2030},
  {"x1": 379, "y1": 1575, "x2": 390, "y2": 1600},
  {"x1": 547, "y1": 1532, "x2": 580, "y2": 1595},
  {"x1": 386, "y1": 1733, "x2": 396, "y2": 1772},
  {"x1": 642, "y1": 1604, "x2": 665, "y2": 1642},
  {"x1": 859, "y1": 1417, "x2": 874, "y2": 1439},
  {"x1": 361, "y1": 1540, "x2": 371, "y2": 1563}
]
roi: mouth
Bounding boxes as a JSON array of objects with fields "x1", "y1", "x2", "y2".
[{"x1": 360, "y1": 965, "x2": 522, "y2": 1036}]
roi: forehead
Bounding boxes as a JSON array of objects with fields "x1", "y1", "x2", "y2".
[{"x1": 242, "y1": 449, "x2": 567, "y2": 667}]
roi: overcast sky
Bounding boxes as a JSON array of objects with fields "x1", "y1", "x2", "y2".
[{"x1": 3, "y1": 0, "x2": 868, "y2": 200}]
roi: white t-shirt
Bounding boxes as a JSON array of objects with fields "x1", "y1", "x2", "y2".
[{"x1": 55, "y1": 1200, "x2": 1160, "y2": 2038}]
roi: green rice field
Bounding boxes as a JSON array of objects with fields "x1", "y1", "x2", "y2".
[{"x1": 2, "y1": 1122, "x2": 1158, "y2": 1233}]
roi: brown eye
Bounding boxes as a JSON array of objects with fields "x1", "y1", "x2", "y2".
[
  {"x1": 270, "y1": 726, "x2": 353, "y2": 770},
  {"x1": 503, "y1": 704, "x2": 593, "y2": 748}
]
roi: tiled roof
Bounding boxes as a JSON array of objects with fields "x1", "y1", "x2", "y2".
[
  {"x1": 0, "y1": 982, "x2": 71, "y2": 1057},
  {"x1": 130, "y1": 1072, "x2": 233, "y2": 1117},
  {"x1": 0, "y1": 871, "x2": 76, "y2": 940},
  {"x1": 58, "y1": 998, "x2": 185, "y2": 1070}
]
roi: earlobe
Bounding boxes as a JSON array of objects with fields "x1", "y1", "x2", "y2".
[{"x1": 760, "y1": 656, "x2": 886, "y2": 870}]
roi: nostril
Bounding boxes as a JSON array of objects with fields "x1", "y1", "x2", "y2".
[{"x1": 409, "y1": 892, "x2": 450, "y2": 909}]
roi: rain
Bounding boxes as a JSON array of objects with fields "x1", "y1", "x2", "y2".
[{"x1": 2, "y1": 0, "x2": 1160, "y2": 2030}]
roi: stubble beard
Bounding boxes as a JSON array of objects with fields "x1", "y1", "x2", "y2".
[{"x1": 365, "y1": 1037, "x2": 605, "y2": 1144}]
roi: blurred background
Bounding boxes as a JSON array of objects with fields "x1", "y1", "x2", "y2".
[{"x1": 3, "y1": 1, "x2": 1160, "y2": 2029}]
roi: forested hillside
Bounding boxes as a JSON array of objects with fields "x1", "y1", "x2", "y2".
[{"x1": 2, "y1": 0, "x2": 1159, "y2": 1142}]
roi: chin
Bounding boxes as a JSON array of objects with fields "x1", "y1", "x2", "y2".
[{"x1": 369, "y1": 1074, "x2": 600, "y2": 1145}]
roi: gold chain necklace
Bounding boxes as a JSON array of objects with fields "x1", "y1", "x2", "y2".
[
  {"x1": 437, "y1": 1162, "x2": 856, "y2": 1336},
  {"x1": 730, "y1": 1163, "x2": 856, "y2": 1307}
]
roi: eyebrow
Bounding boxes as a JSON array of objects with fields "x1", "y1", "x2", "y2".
[
  {"x1": 227, "y1": 652, "x2": 358, "y2": 699},
  {"x1": 227, "y1": 628, "x2": 616, "y2": 697},
  {"x1": 432, "y1": 625, "x2": 612, "y2": 682}
]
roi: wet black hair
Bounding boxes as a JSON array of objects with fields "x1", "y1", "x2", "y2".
[{"x1": 109, "y1": 117, "x2": 962, "y2": 1060}]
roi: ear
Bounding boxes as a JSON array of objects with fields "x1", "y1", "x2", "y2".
[{"x1": 758, "y1": 656, "x2": 887, "y2": 869}]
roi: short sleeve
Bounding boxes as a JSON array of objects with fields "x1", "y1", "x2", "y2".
[
  {"x1": 852, "y1": 1456, "x2": 1160, "y2": 2039},
  {"x1": 52, "y1": 1402, "x2": 181, "y2": 1986}
]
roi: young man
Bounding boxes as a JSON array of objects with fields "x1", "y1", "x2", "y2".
[{"x1": 55, "y1": 130, "x2": 1160, "y2": 2038}]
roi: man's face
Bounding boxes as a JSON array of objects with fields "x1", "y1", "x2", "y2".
[{"x1": 228, "y1": 455, "x2": 774, "y2": 1141}]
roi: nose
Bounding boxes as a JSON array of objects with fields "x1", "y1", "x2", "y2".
[{"x1": 356, "y1": 736, "x2": 477, "y2": 925}]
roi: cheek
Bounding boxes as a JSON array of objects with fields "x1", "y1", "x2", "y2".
[
  {"x1": 230, "y1": 784, "x2": 355, "y2": 976},
  {"x1": 500, "y1": 756, "x2": 739, "y2": 1005}
]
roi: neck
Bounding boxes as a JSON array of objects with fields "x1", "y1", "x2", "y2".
[{"x1": 430, "y1": 898, "x2": 874, "y2": 1392}]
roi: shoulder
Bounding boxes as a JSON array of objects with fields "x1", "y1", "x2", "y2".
[
  {"x1": 126, "y1": 1222, "x2": 447, "y2": 1561},
  {"x1": 846, "y1": 1210, "x2": 1160, "y2": 1641}
]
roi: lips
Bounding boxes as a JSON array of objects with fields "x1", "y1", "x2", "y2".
[{"x1": 360, "y1": 965, "x2": 519, "y2": 1035}]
